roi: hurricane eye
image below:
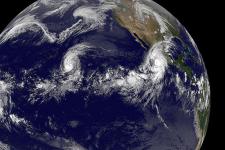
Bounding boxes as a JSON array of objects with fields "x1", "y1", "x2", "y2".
[
  {"x1": 63, "y1": 52, "x2": 78, "y2": 73},
  {"x1": 61, "y1": 43, "x2": 90, "y2": 74}
]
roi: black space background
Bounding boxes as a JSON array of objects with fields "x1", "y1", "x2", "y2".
[{"x1": 0, "y1": 0, "x2": 223, "y2": 150}]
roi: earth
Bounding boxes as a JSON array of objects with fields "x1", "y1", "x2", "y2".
[{"x1": 0, "y1": 0, "x2": 210, "y2": 150}]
